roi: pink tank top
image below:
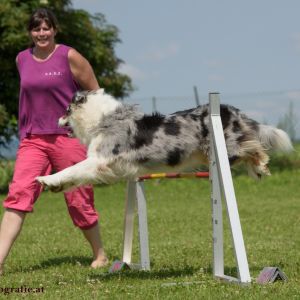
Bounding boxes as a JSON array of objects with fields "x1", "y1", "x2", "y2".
[{"x1": 17, "y1": 44, "x2": 80, "y2": 140}]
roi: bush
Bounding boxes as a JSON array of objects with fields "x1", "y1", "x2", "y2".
[
  {"x1": 0, "y1": 160, "x2": 14, "y2": 193},
  {"x1": 268, "y1": 142, "x2": 300, "y2": 171}
]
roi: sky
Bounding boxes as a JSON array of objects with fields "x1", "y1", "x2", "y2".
[{"x1": 72, "y1": 0, "x2": 300, "y2": 135}]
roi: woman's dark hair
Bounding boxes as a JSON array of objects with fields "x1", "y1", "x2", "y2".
[{"x1": 27, "y1": 8, "x2": 58, "y2": 31}]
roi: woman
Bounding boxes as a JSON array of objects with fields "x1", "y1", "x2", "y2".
[{"x1": 0, "y1": 8, "x2": 108, "y2": 275}]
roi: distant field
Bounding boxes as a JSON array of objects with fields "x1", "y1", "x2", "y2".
[{"x1": 0, "y1": 162, "x2": 300, "y2": 298}]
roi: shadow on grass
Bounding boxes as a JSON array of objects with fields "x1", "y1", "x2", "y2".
[
  {"x1": 14, "y1": 255, "x2": 92, "y2": 273},
  {"x1": 14, "y1": 255, "x2": 263, "y2": 281},
  {"x1": 89, "y1": 263, "x2": 264, "y2": 281},
  {"x1": 90, "y1": 265, "x2": 199, "y2": 281}
]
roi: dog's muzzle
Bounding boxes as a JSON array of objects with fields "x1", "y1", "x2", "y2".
[
  {"x1": 58, "y1": 116, "x2": 74, "y2": 137},
  {"x1": 58, "y1": 116, "x2": 70, "y2": 128}
]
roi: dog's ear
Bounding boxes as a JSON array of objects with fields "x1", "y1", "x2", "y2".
[{"x1": 72, "y1": 91, "x2": 88, "y2": 105}]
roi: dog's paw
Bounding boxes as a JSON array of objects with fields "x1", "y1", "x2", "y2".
[{"x1": 36, "y1": 176, "x2": 64, "y2": 193}]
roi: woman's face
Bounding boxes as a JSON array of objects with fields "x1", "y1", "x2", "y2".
[{"x1": 30, "y1": 20, "x2": 56, "y2": 49}]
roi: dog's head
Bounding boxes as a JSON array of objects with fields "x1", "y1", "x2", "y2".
[
  {"x1": 58, "y1": 90, "x2": 91, "y2": 128},
  {"x1": 58, "y1": 90, "x2": 102, "y2": 143},
  {"x1": 58, "y1": 89, "x2": 120, "y2": 143},
  {"x1": 59, "y1": 88, "x2": 121, "y2": 127}
]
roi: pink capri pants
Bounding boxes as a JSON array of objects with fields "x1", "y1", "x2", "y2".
[{"x1": 3, "y1": 134, "x2": 98, "y2": 229}]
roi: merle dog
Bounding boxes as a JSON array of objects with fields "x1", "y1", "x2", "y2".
[{"x1": 37, "y1": 89, "x2": 293, "y2": 192}]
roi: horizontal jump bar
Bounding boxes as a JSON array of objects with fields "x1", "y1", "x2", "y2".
[{"x1": 138, "y1": 172, "x2": 209, "y2": 181}]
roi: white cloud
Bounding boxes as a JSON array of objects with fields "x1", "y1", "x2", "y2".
[
  {"x1": 118, "y1": 63, "x2": 145, "y2": 81},
  {"x1": 139, "y1": 42, "x2": 180, "y2": 62}
]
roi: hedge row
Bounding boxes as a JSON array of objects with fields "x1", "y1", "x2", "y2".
[{"x1": 0, "y1": 160, "x2": 15, "y2": 193}]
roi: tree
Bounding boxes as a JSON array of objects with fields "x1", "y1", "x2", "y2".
[
  {"x1": 277, "y1": 101, "x2": 298, "y2": 142},
  {"x1": 0, "y1": 0, "x2": 133, "y2": 148},
  {"x1": 0, "y1": 104, "x2": 17, "y2": 152}
]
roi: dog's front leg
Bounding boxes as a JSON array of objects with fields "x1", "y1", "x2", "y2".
[{"x1": 36, "y1": 158, "x2": 100, "y2": 192}]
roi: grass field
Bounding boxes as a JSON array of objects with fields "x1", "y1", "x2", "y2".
[{"x1": 0, "y1": 157, "x2": 300, "y2": 298}]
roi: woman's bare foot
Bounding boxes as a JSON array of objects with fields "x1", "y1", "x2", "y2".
[{"x1": 91, "y1": 256, "x2": 108, "y2": 268}]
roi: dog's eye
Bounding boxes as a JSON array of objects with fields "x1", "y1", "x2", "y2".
[
  {"x1": 72, "y1": 92, "x2": 87, "y2": 104},
  {"x1": 66, "y1": 106, "x2": 71, "y2": 115}
]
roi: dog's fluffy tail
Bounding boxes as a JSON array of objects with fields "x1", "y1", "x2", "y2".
[{"x1": 258, "y1": 124, "x2": 294, "y2": 152}]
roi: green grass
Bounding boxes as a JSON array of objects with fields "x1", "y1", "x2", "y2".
[{"x1": 0, "y1": 168, "x2": 300, "y2": 299}]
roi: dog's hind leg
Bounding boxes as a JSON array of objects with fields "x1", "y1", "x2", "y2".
[
  {"x1": 236, "y1": 140, "x2": 271, "y2": 179},
  {"x1": 36, "y1": 158, "x2": 102, "y2": 192},
  {"x1": 227, "y1": 137, "x2": 271, "y2": 179},
  {"x1": 246, "y1": 150, "x2": 270, "y2": 179}
]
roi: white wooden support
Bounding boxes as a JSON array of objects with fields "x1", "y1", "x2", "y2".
[
  {"x1": 136, "y1": 181, "x2": 150, "y2": 270},
  {"x1": 122, "y1": 180, "x2": 150, "y2": 270},
  {"x1": 209, "y1": 120, "x2": 224, "y2": 278},
  {"x1": 209, "y1": 92, "x2": 251, "y2": 284},
  {"x1": 122, "y1": 181, "x2": 136, "y2": 265}
]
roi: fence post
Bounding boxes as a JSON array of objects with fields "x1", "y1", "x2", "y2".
[
  {"x1": 152, "y1": 97, "x2": 157, "y2": 112},
  {"x1": 193, "y1": 86, "x2": 200, "y2": 106}
]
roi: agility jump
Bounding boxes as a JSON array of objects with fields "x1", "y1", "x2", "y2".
[
  {"x1": 138, "y1": 172, "x2": 209, "y2": 180},
  {"x1": 112, "y1": 93, "x2": 251, "y2": 284}
]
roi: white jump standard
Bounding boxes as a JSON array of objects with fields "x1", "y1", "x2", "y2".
[
  {"x1": 209, "y1": 93, "x2": 250, "y2": 283},
  {"x1": 111, "y1": 93, "x2": 251, "y2": 284}
]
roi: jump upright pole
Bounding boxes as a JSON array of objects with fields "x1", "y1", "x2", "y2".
[{"x1": 209, "y1": 93, "x2": 251, "y2": 284}]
